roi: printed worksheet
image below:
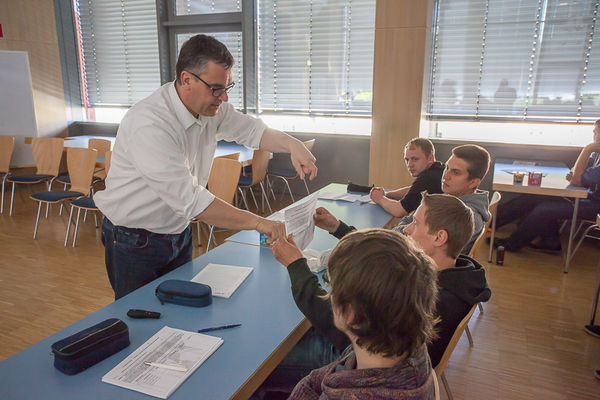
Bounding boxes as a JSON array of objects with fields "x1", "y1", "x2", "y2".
[
  {"x1": 284, "y1": 192, "x2": 319, "y2": 249},
  {"x1": 191, "y1": 264, "x2": 254, "y2": 298},
  {"x1": 102, "y1": 326, "x2": 223, "y2": 399}
]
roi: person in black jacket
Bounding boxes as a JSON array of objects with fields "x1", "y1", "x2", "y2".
[
  {"x1": 260, "y1": 193, "x2": 491, "y2": 395},
  {"x1": 369, "y1": 137, "x2": 445, "y2": 218}
]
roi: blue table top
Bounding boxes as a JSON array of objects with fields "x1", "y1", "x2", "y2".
[
  {"x1": 0, "y1": 242, "x2": 305, "y2": 400},
  {"x1": 227, "y1": 183, "x2": 393, "y2": 251}
]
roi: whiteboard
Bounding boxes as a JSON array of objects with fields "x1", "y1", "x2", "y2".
[{"x1": 0, "y1": 50, "x2": 37, "y2": 166}]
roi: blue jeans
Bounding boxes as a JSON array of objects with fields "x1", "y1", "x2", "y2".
[
  {"x1": 101, "y1": 217, "x2": 193, "y2": 300},
  {"x1": 504, "y1": 197, "x2": 600, "y2": 249}
]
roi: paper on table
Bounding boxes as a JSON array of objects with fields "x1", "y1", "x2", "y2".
[
  {"x1": 284, "y1": 192, "x2": 319, "y2": 250},
  {"x1": 318, "y1": 192, "x2": 345, "y2": 201},
  {"x1": 191, "y1": 263, "x2": 253, "y2": 298},
  {"x1": 102, "y1": 326, "x2": 223, "y2": 399},
  {"x1": 303, "y1": 248, "x2": 332, "y2": 273}
]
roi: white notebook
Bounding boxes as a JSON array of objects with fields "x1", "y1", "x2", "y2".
[
  {"x1": 191, "y1": 263, "x2": 254, "y2": 298},
  {"x1": 102, "y1": 326, "x2": 223, "y2": 399}
]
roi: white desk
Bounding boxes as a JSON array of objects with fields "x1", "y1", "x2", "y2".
[{"x1": 491, "y1": 159, "x2": 589, "y2": 272}]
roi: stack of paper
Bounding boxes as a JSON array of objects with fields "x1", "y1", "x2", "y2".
[
  {"x1": 102, "y1": 326, "x2": 223, "y2": 399},
  {"x1": 191, "y1": 264, "x2": 254, "y2": 298}
]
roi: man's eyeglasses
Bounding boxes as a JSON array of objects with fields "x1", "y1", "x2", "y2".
[{"x1": 186, "y1": 70, "x2": 235, "y2": 97}]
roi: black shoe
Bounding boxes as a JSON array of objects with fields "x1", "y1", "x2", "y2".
[
  {"x1": 527, "y1": 241, "x2": 562, "y2": 255},
  {"x1": 596, "y1": 369, "x2": 600, "y2": 381}
]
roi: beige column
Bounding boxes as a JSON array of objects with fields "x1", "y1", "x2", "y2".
[
  {"x1": 0, "y1": 0, "x2": 68, "y2": 139},
  {"x1": 369, "y1": 0, "x2": 432, "y2": 187}
]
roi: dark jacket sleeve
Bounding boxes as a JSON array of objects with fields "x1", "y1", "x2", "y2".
[
  {"x1": 286, "y1": 258, "x2": 351, "y2": 351},
  {"x1": 332, "y1": 220, "x2": 356, "y2": 239},
  {"x1": 400, "y1": 174, "x2": 429, "y2": 214},
  {"x1": 427, "y1": 289, "x2": 471, "y2": 368}
]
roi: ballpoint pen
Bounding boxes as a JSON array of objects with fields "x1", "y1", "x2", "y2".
[
  {"x1": 144, "y1": 361, "x2": 188, "y2": 372},
  {"x1": 198, "y1": 323, "x2": 241, "y2": 333}
]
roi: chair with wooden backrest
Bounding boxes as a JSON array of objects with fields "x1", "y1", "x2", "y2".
[
  {"x1": 435, "y1": 304, "x2": 477, "y2": 400},
  {"x1": 462, "y1": 191, "x2": 501, "y2": 346},
  {"x1": 64, "y1": 150, "x2": 113, "y2": 247},
  {"x1": 191, "y1": 153, "x2": 241, "y2": 248},
  {"x1": 0, "y1": 136, "x2": 15, "y2": 214},
  {"x1": 267, "y1": 139, "x2": 315, "y2": 202},
  {"x1": 30, "y1": 147, "x2": 97, "y2": 240},
  {"x1": 193, "y1": 156, "x2": 243, "y2": 251},
  {"x1": 89, "y1": 138, "x2": 112, "y2": 180},
  {"x1": 238, "y1": 149, "x2": 272, "y2": 214},
  {"x1": 8, "y1": 137, "x2": 64, "y2": 216}
]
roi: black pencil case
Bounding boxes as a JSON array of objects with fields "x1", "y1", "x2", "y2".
[
  {"x1": 51, "y1": 318, "x2": 130, "y2": 375},
  {"x1": 155, "y1": 279, "x2": 212, "y2": 307},
  {"x1": 347, "y1": 182, "x2": 373, "y2": 193}
]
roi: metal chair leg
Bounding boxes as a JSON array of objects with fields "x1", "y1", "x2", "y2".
[
  {"x1": 83, "y1": 209, "x2": 88, "y2": 222},
  {"x1": 303, "y1": 178, "x2": 310, "y2": 196},
  {"x1": 195, "y1": 222, "x2": 202, "y2": 247},
  {"x1": 72, "y1": 208, "x2": 82, "y2": 247},
  {"x1": 64, "y1": 205, "x2": 74, "y2": 246},
  {"x1": 45, "y1": 181, "x2": 52, "y2": 218},
  {"x1": 9, "y1": 181, "x2": 15, "y2": 216},
  {"x1": 33, "y1": 202, "x2": 42, "y2": 239},
  {"x1": 206, "y1": 225, "x2": 216, "y2": 251},
  {"x1": 260, "y1": 182, "x2": 273, "y2": 214},
  {"x1": 478, "y1": 302, "x2": 484, "y2": 314},
  {"x1": 569, "y1": 223, "x2": 598, "y2": 263},
  {"x1": 249, "y1": 186, "x2": 259, "y2": 210},
  {"x1": 465, "y1": 325, "x2": 474, "y2": 347},
  {"x1": 93, "y1": 210, "x2": 98, "y2": 228},
  {"x1": 238, "y1": 187, "x2": 250, "y2": 210},
  {"x1": 266, "y1": 175, "x2": 276, "y2": 200},
  {"x1": 59, "y1": 183, "x2": 67, "y2": 216},
  {"x1": 280, "y1": 177, "x2": 295, "y2": 202},
  {"x1": 1, "y1": 174, "x2": 7, "y2": 214},
  {"x1": 441, "y1": 373, "x2": 453, "y2": 400}
]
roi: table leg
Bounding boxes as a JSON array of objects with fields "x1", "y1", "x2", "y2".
[
  {"x1": 584, "y1": 258, "x2": 600, "y2": 337},
  {"x1": 488, "y1": 208, "x2": 497, "y2": 263},
  {"x1": 564, "y1": 198, "x2": 580, "y2": 273}
]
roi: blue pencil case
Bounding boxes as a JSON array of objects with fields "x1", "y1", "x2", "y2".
[
  {"x1": 155, "y1": 279, "x2": 212, "y2": 307},
  {"x1": 51, "y1": 318, "x2": 130, "y2": 375}
]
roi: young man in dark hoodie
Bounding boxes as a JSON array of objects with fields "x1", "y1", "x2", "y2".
[
  {"x1": 263, "y1": 193, "x2": 491, "y2": 393},
  {"x1": 369, "y1": 138, "x2": 445, "y2": 218}
]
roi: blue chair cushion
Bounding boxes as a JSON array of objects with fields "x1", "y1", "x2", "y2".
[
  {"x1": 57, "y1": 174, "x2": 101, "y2": 184},
  {"x1": 238, "y1": 174, "x2": 253, "y2": 186},
  {"x1": 31, "y1": 191, "x2": 84, "y2": 202},
  {"x1": 268, "y1": 167, "x2": 298, "y2": 178},
  {"x1": 8, "y1": 174, "x2": 53, "y2": 183},
  {"x1": 71, "y1": 197, "x2": 96, "y2": 209}
]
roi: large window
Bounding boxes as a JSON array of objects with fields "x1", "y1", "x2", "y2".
[
  {"x1": 427, "y1": 0, "x2": 600, "y2": 124},
  {"x1": 73, "y1": 0, "x2": 375, "y2": 133}
]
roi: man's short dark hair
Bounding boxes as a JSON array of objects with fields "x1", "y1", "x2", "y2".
[
  {"x1": 327, "y1": 229, "x2": 438, "y2": 358},
  {"x1": 405, "y1": 138, "x2": 435, "y2": 158},
  {"x1": 451, "y1": 144, "x2": 490, "y2": 180},
  {"x1": 175, "y1": 35, "x2": 234, "y2": 83},
  {"x1": 421, "y1": 192, "x2": 474, "y2": 259}
]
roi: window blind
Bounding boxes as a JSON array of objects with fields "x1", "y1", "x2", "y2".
[
  {"x1": 257, "y1": 0, "x2": 375, "y2": 115},
  {"x1": 175, "y1": 0, "x2": 241, "y2": 15},
  {"x1": 75, "y1": 0, "x2": 161, "y2": 107},
  {"x1": 428, "y1": 0, "x2": 600, "y2": 123}
]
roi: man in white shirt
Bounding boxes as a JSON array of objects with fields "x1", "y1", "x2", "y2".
[{"x1": 95, "y1": 35, "x2": 317, "y2": 299}]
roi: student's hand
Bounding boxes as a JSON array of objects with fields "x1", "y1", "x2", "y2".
[
  {"x1": 256, "y1": 218, "x2": 286, "y2": 241},
  {"x1": 272, "y1": 234, "x2": 304, "y2": 267},
  {"x1": 370, "y1": 187, "x2": 385, "y2": 204},
  {"x1": 290, "y1": 141, "x2": 318, "y2": 181},
  {"x1": 566, "y1": 170, "x2": 573, "y2": 182},
  {"x1": 314, "y1": 207, "x2": 341, "y2": 233}
]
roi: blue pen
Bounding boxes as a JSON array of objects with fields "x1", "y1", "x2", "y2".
[{"x1": 198, "y1": 323, "x2": 241, "y2": 333}]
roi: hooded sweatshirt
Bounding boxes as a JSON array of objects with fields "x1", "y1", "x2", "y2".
[
  {"x1": 428, "y1": 254, "x2": 491, "y2": 366},
  {"x1": 286, "y1": 253, "x2": 491, "y2": 368},
  {"x1": 289, "y1": 345, "x2": 435, "y2": 400},
  {"x1": 459, "y1": 189, "x2": 491, "y2": 254}
]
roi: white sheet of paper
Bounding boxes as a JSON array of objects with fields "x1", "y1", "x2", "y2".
[
  {"x1": 284, "y1": 192, "x2": 319, "y2": 250},
  {"x1": 102, "y1": 326, "x2": 223, "y2": 399},
  {"x1": 317, "y1": 192, "x2": 345, "y2": 200},
  {"x1": 191, "y1": 264, "x2": 253, "y2": 298}
]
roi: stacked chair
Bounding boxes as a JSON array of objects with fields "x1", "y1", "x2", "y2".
[
  {"x1": 0, "y1": 135, "x2": 15, "y2": 214},
  {"x1": 238, "y1": 149, "x2": 272, "y2": 214}
]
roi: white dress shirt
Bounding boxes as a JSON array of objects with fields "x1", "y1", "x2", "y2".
[{"x1": 94, "y1": 82, "x2": 266, "y2": 234}]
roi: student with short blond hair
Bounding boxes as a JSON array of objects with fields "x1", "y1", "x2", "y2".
[{"x1": 288, "y1": 229, "x2": 438, "y2": 399}]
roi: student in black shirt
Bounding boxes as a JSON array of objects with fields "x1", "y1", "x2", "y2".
[{"x1": 370, "y1": 137, "x2": 444, "y2": 217}]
